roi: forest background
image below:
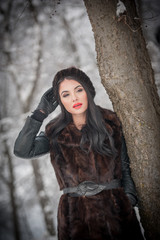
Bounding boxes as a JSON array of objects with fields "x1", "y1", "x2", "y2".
[{"x1": 0, "y1": 0, "x2": 160, "y2": 239}]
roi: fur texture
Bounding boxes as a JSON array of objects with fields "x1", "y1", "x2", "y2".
[{"x1": 49, "y1": 107, "x2": 143, "y2": 240}]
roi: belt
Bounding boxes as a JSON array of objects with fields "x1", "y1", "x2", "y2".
[{"x1": 63, "y1": 179, "x2": 121, "y2": 197}]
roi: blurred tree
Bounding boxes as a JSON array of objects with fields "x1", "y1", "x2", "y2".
[
  {"x1": 32, "y1": 159, "x2": 56, "y2": 236},
  {"x1": 84, "y1": 0, "x2": 160, "y2": 240},
  {"x1": 0, "y1": 0, "x2": 57, "y2": 238},
  {"x1": 0, "y1": 138, "x2": 21, "y2": 240}
]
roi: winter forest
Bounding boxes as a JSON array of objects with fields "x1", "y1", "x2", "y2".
[{"x1": 0, "y1": 0, "x2": 160, "y2": 240}]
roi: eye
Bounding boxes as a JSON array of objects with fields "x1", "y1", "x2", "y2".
[
  {"x1": 76, "y1": 88, "x2": 83, "y2": 93},
  {"x1": 62, "y1": 93, "x2": 69, "y2": 98}
]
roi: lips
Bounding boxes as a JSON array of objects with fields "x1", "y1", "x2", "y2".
[{"x1": 73, "y1": 103, "x2": 82, "y2": 109}]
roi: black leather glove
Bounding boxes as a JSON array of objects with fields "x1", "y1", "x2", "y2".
[
  {"x1": 31, "y1": 88, "x2": 58, "y2": 122},
  {"x1": 36, "y1": 87, "x2": 58, "y2": 116},
  {"x1": 121, "y1": 135, "x2": 138, "y2": 207},
  {"x1": 126, "y1": 193, "x2": 137, "y2": 207}
]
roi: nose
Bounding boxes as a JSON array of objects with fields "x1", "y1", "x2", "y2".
[{"x1": 71, "y1": 92, "x2": 78, "y2": 102}]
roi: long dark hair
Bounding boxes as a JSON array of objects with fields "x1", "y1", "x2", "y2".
[{"x1": 46, "y1": 67, "x2": 117, "y2": 158}]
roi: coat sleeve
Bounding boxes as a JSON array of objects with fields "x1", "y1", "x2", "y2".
[
  {"x1": 121, "y1": 135, "x2": 138, "y2": 206},
  {"x1": 14, "y1": 116, "x2": 50, "y2": 159}
]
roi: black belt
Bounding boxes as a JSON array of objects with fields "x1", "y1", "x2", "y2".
[{"x1": 63, "y1": 179, "x2": 121, "y2": 197}]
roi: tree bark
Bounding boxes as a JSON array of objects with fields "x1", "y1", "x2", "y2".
[{"x1": 83, "y1": 0, "x2": 160, "y2": 239}]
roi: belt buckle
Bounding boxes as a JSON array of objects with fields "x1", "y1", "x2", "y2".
[{"x1": 77, "y1": 181, "x2": 99, "y2": 196}]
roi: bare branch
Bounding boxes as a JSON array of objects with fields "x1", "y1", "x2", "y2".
[
  {"x1": 24, "y1": 0, "x2": 43, "y2": 112},
  {"x1": 62, "y1": 15, "x2": 81, "y2": 67}
]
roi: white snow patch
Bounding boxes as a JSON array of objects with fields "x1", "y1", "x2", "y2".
[{"x1": 116, "y1": 0, "x2": 126, "y2": 17}]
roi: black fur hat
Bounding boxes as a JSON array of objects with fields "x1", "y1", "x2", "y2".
[{"x1": 52, "y1": 67, "x2": 96, "y2": 101}]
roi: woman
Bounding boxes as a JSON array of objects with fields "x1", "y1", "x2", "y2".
[{"x1": 14, "y1": 67, "x2": 144, "y2": 240}]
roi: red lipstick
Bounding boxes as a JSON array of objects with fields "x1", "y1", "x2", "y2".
[{"x1": 73, "y1": 103, "x2": 82, "y2": 109}]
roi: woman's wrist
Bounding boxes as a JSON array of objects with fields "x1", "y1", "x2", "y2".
[{"x1": 31, "y1": 109, "x2": 47, "y2": 122}]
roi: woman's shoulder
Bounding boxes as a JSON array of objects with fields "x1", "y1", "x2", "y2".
[
  {"x1": 45, "y1": 116, "x2": 60, "y2": 138},
  {"x1": 98, "y1": 106, "x2": 121, "y2": 127}
]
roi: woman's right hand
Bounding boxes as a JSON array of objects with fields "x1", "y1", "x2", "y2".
[{"x1": 36, "y1": 87, "x2": 58, "y2": 116}]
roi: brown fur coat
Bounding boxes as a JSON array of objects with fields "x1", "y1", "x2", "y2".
[{"x1": 49, "y1": 108, "x2": 143, "y2": 240}]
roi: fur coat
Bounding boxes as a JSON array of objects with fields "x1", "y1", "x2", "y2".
[{"x1": 49, "y1": 108, "x2": 143, "y2": 240}]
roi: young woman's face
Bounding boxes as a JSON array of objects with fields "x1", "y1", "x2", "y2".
[{"x1": 59, "y1": 79, "x2": 88, "y2": 117}]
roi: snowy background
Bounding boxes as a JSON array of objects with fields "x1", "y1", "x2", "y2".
[{"x1": 0, "y1": 0, "x2": 160, "y2": 239}]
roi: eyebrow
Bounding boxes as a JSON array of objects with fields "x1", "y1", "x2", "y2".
[{"x1": 61, "y1": 84, "x2": 82, "y2": 95}]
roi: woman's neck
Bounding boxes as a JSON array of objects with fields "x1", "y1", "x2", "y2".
[{"x1": 72, "y1": 112, "x2": 86, "y2": 130}]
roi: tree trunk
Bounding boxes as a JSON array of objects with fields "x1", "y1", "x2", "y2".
[
  {"x1": 83, "y1": 0, "x2": 160, "y2": 239},
  {"x1": 32, "y1": 159, "x2": 56, "y2": 236},
  {"x1": 4, "y1": 140, "x2": 21, "y2": 240}
]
